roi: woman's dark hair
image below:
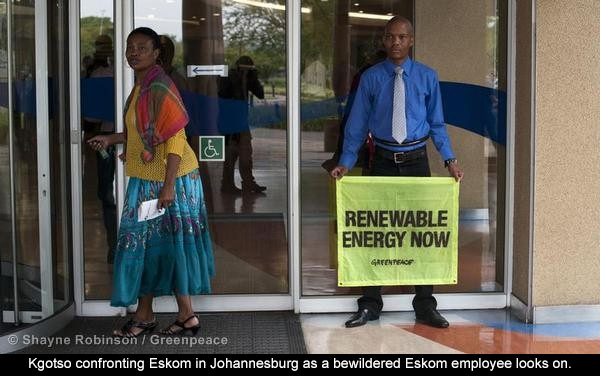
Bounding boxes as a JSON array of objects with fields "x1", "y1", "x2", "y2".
[{"x1": 127, "y1": 27, "x2": 161, "y2": 50}]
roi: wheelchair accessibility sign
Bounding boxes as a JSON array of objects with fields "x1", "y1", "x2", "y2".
[{"x1": 199, "y1": 136, "x2": 225, "y2": 161}]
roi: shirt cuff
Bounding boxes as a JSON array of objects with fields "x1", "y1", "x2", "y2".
[
  {"x1": 338, "y1": 153, "x2": 357, "y2": 170},
  {"x1": 440, "y1": 146, "x2": 455, "y2": 162}
]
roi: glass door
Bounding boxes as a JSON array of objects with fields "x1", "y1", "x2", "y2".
[
  {"x1": 0, "y1": 0, "x2": 72, "y2": 334},
  {"x1": 76, "y1": 0, "x2": 291, "y2": 314},
  {"x1": 299, "y1": 0, "x2": 509, "y2": 309}
]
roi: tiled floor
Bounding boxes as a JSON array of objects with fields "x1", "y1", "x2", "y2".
[
  {"x1": 301, "y1": 310, "x2": 600, "y2": 354},
  {"x1": 5, "y1": 309, "x2": 600, "y2": 354}
]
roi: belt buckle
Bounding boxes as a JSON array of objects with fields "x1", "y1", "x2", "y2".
[{"x1": 393, "y1": 152, "x2": 406, "y2": 164}]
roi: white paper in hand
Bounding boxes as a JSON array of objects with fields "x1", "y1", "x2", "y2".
[{"x1": 137, "y1": 199, "x2": 166, "y2": 222}]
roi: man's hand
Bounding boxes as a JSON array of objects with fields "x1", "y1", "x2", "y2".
[
  {"x1": 448, "y1": 163, "x2": 464, "y2": 182},
  {"x1": 330, "y1": 166, "x2": 349, "y2": 180}
]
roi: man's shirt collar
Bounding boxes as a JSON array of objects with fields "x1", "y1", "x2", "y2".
[{"x1": 383, "y1": 57, "x2": 413, "y2": 77}]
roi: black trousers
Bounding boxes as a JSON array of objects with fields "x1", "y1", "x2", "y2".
[
  {"x1": 96, "y1": 142, "x2": 117, "y2": 254},
  {"x1": 357, "y1": 146, "x2": 437, "y2": 318}
]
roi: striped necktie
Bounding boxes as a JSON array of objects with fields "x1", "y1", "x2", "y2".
[{"x1": 392, "y1": 66, "x2": 407, "y2": 144}]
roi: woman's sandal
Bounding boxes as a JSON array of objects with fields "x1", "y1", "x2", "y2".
[
  {"x1": 160, "y1": 314, "x2": 200, "y2": 336},
  {"x1": 112, "y1": 318, "x2": 158, "y2": 338}
]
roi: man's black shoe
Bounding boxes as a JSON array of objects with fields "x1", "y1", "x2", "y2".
[
  {"x1": 345, "y1": 309, "x2": 376, "y2": 328},
  {"x1": 415, "y1": 309, "x2": 449, "y2": 328},
  {"x1": 242, "y1": 182, "x2": 267, "y2": 193}
]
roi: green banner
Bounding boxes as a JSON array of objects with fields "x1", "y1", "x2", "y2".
[{"x1": 336, "y1": 176, "x2": 459, "y2": 287}]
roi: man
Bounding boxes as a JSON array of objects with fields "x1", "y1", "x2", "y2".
[
  {"x1": 330, "y1": 16, "x2": 464, "y2": 329},
  {"x1": 218, "y1": 56, "x2": 267, "y2": 194}
]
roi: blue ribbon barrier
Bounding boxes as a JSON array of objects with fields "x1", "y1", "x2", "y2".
[
  {"x1": 439, "y1": 81, "x2": 506, "y2": 145},
  {"x1": 81, "y1": 77, "x2": 115, "y2": 121},
  {"x1": 0, "y1": 80, "x2": 37, "y2": 116},
  {"x1": 1, "y1": 79, "x2": 506, "y2": 145}
]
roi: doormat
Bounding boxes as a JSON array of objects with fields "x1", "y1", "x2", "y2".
[{"x1": 14, "y1": 311, "x2": 306, "y2": 354}]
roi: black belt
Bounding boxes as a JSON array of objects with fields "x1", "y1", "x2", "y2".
[
  {"x1": 375, "y1": 145, "x2": 426, "y2": 164},
  {"x1": 373, "y1": 135, "x2": 429, "y2": 147}
]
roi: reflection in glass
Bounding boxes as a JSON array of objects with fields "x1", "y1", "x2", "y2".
[
  {"x1": 300, "y1": 0, "x2": 507, "y2": 296},
  {"x1": 81, "y1": 0, "x2": 116, "y2": 300}
]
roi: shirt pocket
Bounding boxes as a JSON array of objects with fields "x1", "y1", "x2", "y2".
[{"x1": 408, "y1": 87, "x2": 427, "y2": 120}]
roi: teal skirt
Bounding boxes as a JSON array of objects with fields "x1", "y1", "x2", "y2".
[{"x1": 111, "y1": 169, "x2": 215, "y2": 307}]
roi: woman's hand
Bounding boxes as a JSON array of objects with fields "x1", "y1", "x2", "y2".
[
  {"x1": 87, "y1": 133, "x2": 125, "y2": 151},
  {"x1": 87, "y1": 134, "x2": 112, "y2": 151},
  {"x1": 158, "y1": 183, "x2": 175, "y2": 210},
  {"x1": 159, "y1": 154, "x2": 182, "y2": 210}
]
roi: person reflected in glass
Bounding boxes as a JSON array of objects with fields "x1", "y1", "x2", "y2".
[
  {"x1": 218, "y1": 56, "x2": 266, "y2": 194},
  {"x1": 88, "y1": 27, "x2": 215, "y2": 337},
  {"x1": 157, "y1": 35, "x2": 198, "y2": 150},
  {"x1": 84, "y1": 34, "x2": 117, "y2": 264},
  {"x1": 322, "y1": 49, "x2": 387, "y2": 175},
  {"x1": 330, "y1": 16, "x2": 464, "y2": 329},
  {"x1": 157, "y1": 35, "x2": 190, "y2": 94}
]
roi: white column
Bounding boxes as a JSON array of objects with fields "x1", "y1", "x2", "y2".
[
  {"x1": 288, "y1": 0, "x2": 302, "y2": 313},
  {"x1": 35, "y1": 0, "x2": 54, "y2": 318}
]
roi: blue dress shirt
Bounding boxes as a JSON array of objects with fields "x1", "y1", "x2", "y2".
[{"x1": 339, "y1": 58, "x2": 455, "y2": 169}]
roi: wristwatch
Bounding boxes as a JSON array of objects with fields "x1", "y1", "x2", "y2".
[{"x1": 444, "y1": 158, "x2": 457, "y2": 168}]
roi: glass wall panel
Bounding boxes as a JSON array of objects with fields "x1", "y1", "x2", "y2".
[
  {"x1": 0, "y1": 0, "x2": 13, "y2": 334},
  {"x1": 0, "y1": 0, "x2": 72, "y2": 334},
  {"x1": 301, "y1": 0, "x2": 507, "y2": 295},
  {"x1": 0, "y1": 0, "x2": 42, "y2": 327}
]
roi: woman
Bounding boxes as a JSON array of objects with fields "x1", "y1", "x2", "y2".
[{"x1": 88, "y1": 27, "x2": 214, "y2": 337}]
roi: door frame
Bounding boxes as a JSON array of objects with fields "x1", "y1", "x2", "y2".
[
  {"x1": 70, "y1": 0, "x2": 515, "y2": 316},
  {"x1": 71, "y1": 0, "x2": 294, "y2": 316},
  {"x1": 293, "y1": 0, "x2": 516, "y2": 313}
]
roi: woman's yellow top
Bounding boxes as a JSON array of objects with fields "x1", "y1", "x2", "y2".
[{"x1": 124, "y1": 85, "x2": 198, "y2": 181}]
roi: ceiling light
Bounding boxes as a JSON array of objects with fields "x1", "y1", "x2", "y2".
[
  {"x1": 348, "y1": 12, "x2": 394, "y2": 20},
  {"x1": 231, "y1": 0, "x2": 311, "y2": 14}
]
